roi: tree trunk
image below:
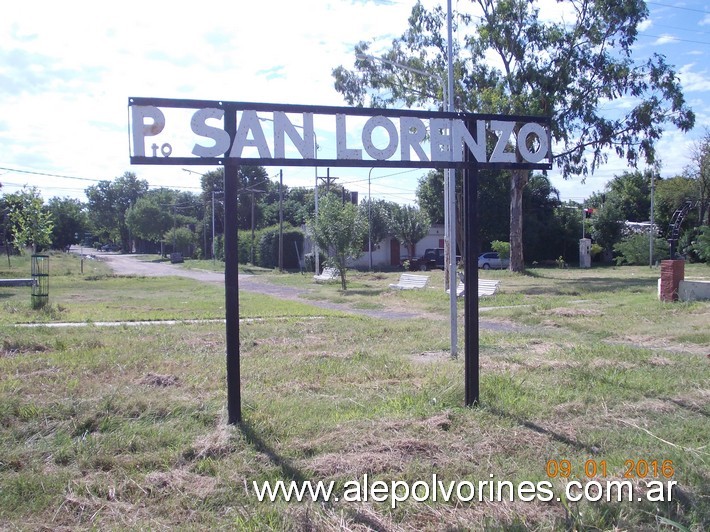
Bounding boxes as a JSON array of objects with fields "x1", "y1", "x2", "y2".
[{"x1": 509, "y1": 170, "x2": 528, "y2": 273}]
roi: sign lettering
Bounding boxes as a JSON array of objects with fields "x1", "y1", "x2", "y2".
[{"x1": 129, "y1": 98, "x2": 552, "y2": 170}]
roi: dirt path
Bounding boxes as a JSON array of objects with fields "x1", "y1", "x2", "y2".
[
  {"x1": 90, "y1": 251, "x2": 525, "y2": 329},
  {"x1": 91, "y1": 251, "x2": 418, "y2": 320}
]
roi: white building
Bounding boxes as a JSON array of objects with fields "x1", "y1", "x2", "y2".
[{"x1": 303, "y1": 224, "x2": 446, "y2": 270}]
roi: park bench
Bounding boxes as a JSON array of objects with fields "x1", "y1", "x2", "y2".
[
  {"x1": 313, "y1": 267, "x2": 339, "y2": 283},
  {"x1": 389, "y1": 273, "x2": 429, "y2": 290},
  {"x1": 478, "y1": 279, "x2": 500, "y2": 297},
  {"x1": 0, "y1": 278, "x2": 37, "y2": 288},
  {"x1": 445, "y1": 276, "x2": 500, "y2": 298}
]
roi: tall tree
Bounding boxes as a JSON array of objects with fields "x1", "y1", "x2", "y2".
[
  {"x1": 5, "y1": 187, "x2": 54, "y2": 253},
  {"x1": 685, "y1": 129, "x2": 710, "y2": 227},
  {"x1": 522, "y1": 174, "x2": 562, "y2": 263},
  {"x1": 654, "y1": 176, "x2": 698, "y2": 234},
  {"x1": 47, "y1": 197, "x2": 87, "y2": 250},
  {"x1": 85, "y1": 172, "x2": 149, "y2": 250},
  {"x1": 359, "y1": 198, "x2": 395, "y2": 253},
  {"x1": 416, "y1": 170, "x2": 445, "y2": 225},
  {"x1": 333, "y1": 0, "x2": 694, "y2": 271},
  {"x1": 387, "y1": 204, "x2": 431, "y2": 260},
  {"x1": 308, "y1": 194, "x2": 367, "y2": 290},
  {"x1": 125, "y1": 194, "x2": 174, "y2": 244}
]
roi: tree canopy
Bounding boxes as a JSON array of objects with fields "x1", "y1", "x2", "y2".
[
  {"x1": 309, "y1": 194, "x2": 367, "y2": 290},
  {"x1": 333, "y1": 0, "x2": 694, "y2": 271},
  {"x1": 387, "y1": 204, "x2": 431, "y2": 260}
]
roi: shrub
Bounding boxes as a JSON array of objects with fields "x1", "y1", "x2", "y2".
[
  {"x1": 693, "y1": 226, "x2": 710, "y2": 264},
  {"x1": 613, "y1": 233, "x2": 669, "y2": 265},
  {"x1": 491, "y1": 240, "x2": 510, "y2": 259},
  {"x1": 256, "y1": 225, "x2": 304, "y2": 269}
]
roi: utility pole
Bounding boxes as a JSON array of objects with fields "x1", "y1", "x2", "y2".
[
  {"x1": 650, "y1": 172, "x2": 655, "y2": 267},
  {"x1": 279, "y1": 169, "x2": 284, "y2": 272},
  {"x1": 320, "y1": 168, "x2": 338, "y2": 193},
  {"x1": 240, "y1": 184, "x2": 266, "y2": 266}
]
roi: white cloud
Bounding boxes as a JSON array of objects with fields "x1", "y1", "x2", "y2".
[
  {"x1": 637, "y1": 19, "x2": 653, "y2": 32},
  {"x1": 654, "y1": 34, "x2": 678, "y2": 45},
  {"x1": 678, "y1": 64, "x2": 710, "y2": 92},
  {"x1": 0, "y1": 0, "x2": 708, "y2": 206}
]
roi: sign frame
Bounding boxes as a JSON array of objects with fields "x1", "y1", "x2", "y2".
[{"x1": 128, "y1": 97, "x2": 552, "y2": 424}]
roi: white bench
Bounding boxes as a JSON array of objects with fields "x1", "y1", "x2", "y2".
[
  {"x1": 445, "y1": 278, "x2": 500, "y2": 298},
  {"x1": 478, "y1": 279, "x2": 500, "y2": 297},
  {"x1": 389, "y1": 273, "x2": 429, "y2": 290},
  {"x1": 0, "y1": 278, "x2": 36, "y2": 287},
  {"x1": 313, "y1": 267, "x2": 339, "y2": 282},
  {"x1": 446, "y1": 280, "x2": 466, "y2": 297}
]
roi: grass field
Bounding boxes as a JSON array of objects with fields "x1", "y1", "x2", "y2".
[{"x1": 1, "y1": 252, "x2": 708, "y2": 530}]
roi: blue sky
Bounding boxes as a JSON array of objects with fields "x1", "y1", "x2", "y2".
[{"x1": 1, "y1": 0, "x2": 708, "y2": 207}]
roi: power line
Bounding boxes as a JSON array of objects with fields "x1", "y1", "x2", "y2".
[
  {"x1": 0, "y1": 165, "x2": 203, "y2": 192},
  {"x1": 0, "y1": 166, "x2": 100, "y2": 183},
  {"x1": 637, "y1": 32, "x2": 710, "y2": 46},
  {"x1": 646, "y1": 2, "x2": 710, "y2": 15}
]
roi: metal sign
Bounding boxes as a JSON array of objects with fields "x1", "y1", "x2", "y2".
[
  {"x1": 128, "y1": 97, "x2": 552, "y2": 424},
  {"x1": 129, "y1": 97, "x2": 551, "y2": 170}
]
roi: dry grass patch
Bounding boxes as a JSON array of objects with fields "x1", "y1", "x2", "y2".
[
  {"x1": 544, "y1": 307, "x2": 604, "y2": 317},
  {"x1": 613, "y1": 334, "x2": 710, "y2": 356},
  {"x1": 139, "y1": 373, "x2": 180, "y2": 387}
]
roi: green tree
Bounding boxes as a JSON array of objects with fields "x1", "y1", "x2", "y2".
[
  {"x1": 85, "y1": 172, "x2": 149, "y2": 250},
  {"x1": 236, "y1": 166, "x2": 269, "y2": 232},
  {"x1": 552, "y1": 202, "x2": 585, "y2": 264},
  {"x1": 693, "y1": 226, "x2": 710, "y2": 264},
  {"x1": 654, "y1": 176, "x2": 698, "y2": 234},
  {"x1": 685, "y1": 129, "x2": 710, "y2": 227},
  {"x1": 163, "y1": 226, "x2": 196, "y2": 256},
  {"x1": 590, "y1": 200, "x2": 625, "y2": 253},
  {"x1": 359, "y1": 198, "x2": 395, "y2": 256},
  {"x1": 5, "y1": 187, "x2": 54, "y2": 253},
  {"x1": 416, "y1": 170, "x2": 445, "y2": 225},
  {"x1": 46, "y1": 197, "x2": 87, "y2": 251},
  {"x1": 604, "y1": 171, "x2": 653, "y2": 222},
  {"x1": 333, "y1": 0, "x2": 694, "y2": 272},
  {"x1": 521, "y1": 174, "x2": 562, "y2": 263},
  {"x1": 309, "y1": 195, "x2": 367, "y2": 290},
  {"x1": 387, "y1": 204, "x2": 431, "y2": 260},
  {"x1": 490, "y1": 240, "x2": 510, "y2": 259},
  {"x1": 613, "y1": 233, "x2": 668, "y2": 265},
  {"x1": 125, "y1": 194, "x2": 173, "y2": 243}
]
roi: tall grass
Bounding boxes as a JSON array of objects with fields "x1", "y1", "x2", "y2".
[{"x1": 1, "y1": 257, "x2": 708, "y2": 529}]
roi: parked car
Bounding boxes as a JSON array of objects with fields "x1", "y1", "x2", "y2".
[
  {"x1": 406, "y1": 248, "x2": 461, "y2": 271},
  {"x1": 477, "y1": 252, "x2": 509, "y2": 270},
  {"x1": 101, "y1": 243, "x2": 121, "y2": 252}
]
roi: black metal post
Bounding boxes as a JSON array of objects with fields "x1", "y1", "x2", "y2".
[
  {"x1": 278, "y1": 169, "x2": 284, "y2": 272},
  {"x1": 224, "y1": 163, "x2": 241, "y2": 423},
  {"x1": 224, "y1": 107, "x2": 242, "y2": 424},
  {"x1": 464, "y1": 118, "x2": 480, "y2": 407}
]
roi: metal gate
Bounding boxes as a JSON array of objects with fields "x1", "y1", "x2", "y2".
[{"x1": 31, "y1": 254, "x2": 49, "y2": 309}]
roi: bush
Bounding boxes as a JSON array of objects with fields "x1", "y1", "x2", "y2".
[
  {"x1": 304, "y1": 251, "x2": 327, "y2": 272},
  {"x1": 613, "y1": 233, "x2": 669, "y2": 265},
  {"x1": 693, "y1": 226, "x2": 710, "y2": 264},
  {"x1": 255, "y1": 225, "x2": 304, "y2": 269},
  {"x1": 238, "y1": 231, "x2": 252, "y2": 264},
  {"x1": 491, "y1": 240, "x2": 510, "y2": 259}
]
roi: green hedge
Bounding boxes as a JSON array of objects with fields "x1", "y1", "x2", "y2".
[{"x1": 255, "y1": 225, "x2": 304, "y2": 269}]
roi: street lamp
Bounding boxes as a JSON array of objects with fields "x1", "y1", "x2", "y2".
[
  {"x1": 356, "y1": 51, "x2": 458, "y2": 356},
  {"x1": 183, "y1": 168, "x2": 222, "y2": 264},
  {"x1": 368, "y1": 168, "x2": 374, "y2": 271},
  {"x1": 256, "y1": 118, "x2": 320, "y2": 274}
]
